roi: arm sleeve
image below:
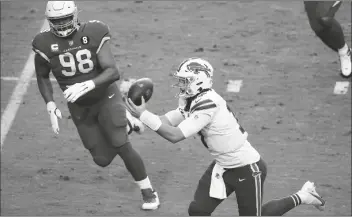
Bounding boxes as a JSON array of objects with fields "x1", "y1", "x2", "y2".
[
  {"x1": 190, "y1": 98, "x2": 218, "y2": 118},
  {"x1": 178, "y1": 97, "x2": 219, "y2": 137},
  {"x1": 178, "y1": 113, "x2": 212, "y2": 138},
  {"x1": 88, "y1": 20, "x2": 111, "y2": 54},
  {"x1": 164, "y1": 108, "x2": 185, "y2": 127},
  {"x1": 32, "y1": 34, "x2": 50, "y2": 62}
]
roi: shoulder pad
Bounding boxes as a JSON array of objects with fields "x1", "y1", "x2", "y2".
[
  {"x1": 85, "y1": 20, "x2": 110, "y2": 35},
  {"x1": 82, "y1": 20, "x2": 111, "y2": 48},
  {"x1": 190, "y1": 92, "x2": 217, "y2": 113},
  {"x1": 32, "y1": 30, "x2": 48, "y2": 46},
  {"x1": 32, "y1": 31, "x2": 53, "y2": 62}
]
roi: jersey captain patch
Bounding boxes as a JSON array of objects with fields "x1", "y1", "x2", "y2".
[{"x1": 51, "y1": 44, "x2": 59, "y2": 52}]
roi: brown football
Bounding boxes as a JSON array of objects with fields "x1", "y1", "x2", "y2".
[{"x1": 127, "y1": 78, "x2": 154, "y2": 106}]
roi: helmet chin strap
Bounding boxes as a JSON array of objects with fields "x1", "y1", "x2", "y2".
[
  {"x1": 55, "y1": 25, "x2": 78, "y2": 37},
  {"x1": 58, "y1": 29, "x2": 72, "y2": 37}
]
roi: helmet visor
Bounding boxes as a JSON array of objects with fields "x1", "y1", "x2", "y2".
[
  {"x1": 172, "y1": 73, "x2": 194, "y2": 96},
  {"x1": 48, "y1": 14, "x2": 75, "y2": 36}
]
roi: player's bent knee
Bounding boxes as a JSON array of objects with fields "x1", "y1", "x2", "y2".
[
  {"x1": 188, "y1": 201, "x2": 211, "y2": 216},
  {"x1": 309, "y1": 16, "x2": 334, "y2": 34},
  {"x1": 92, "y1": 155, "x2": 113, "y2": 168},
  {"x1": 307, "y1": 18, "x2": 324, "y2": 34},
  {"x1": 318, "y1": 16, "x2": 334, "y2": 28}
]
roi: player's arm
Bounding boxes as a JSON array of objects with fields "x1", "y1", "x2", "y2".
[
  {"x1": 34, "y1": 53, "x2": 62, "y2": 134},
  {"x1": 126, "y1": 97, "x2": 212, "y2": 143},
  {"x1": 160, "y1": 108, "x2": 185, "y2": 127},
  {"x1": 153, "y1": 109, "x2": 186, "y2": 142},
  {"x1": 93, "y1": 40, "x2": 120, "y2": 87},
  {"x1": 160, "y1": 115, "x2": 172, "y2": 126},
  {"x1": 153, "y1": 113, "x2": 211, "y2": 143},
  {"x1": 34, "y1": 53, "x2": 54, "y2": 103},
  {"x1": 160, "y1": 97, "x2": 188, "y2": 126}
]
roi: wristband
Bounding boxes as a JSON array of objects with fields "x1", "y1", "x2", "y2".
[
  {"x1": 46, "y1": 101, "x2": 56, "y2": 113},
  {"x1": 139, "y1": 110, "x2": 162, "y2": 131}
]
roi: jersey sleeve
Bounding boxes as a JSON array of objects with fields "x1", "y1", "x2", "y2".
[
  {"x1": 32, "y1": 32, "x2": 50, "y2": 63},
  {"x1": 178, "y1": 113, "x2": 212, "y2": 138},
  {"x1": 190, "y1": 98, "x2": 218, "y2": 118},
  {"x1": 86, "y1": 20, "x2": 111, "y2": 54},
  {"x1": 164, "y1": 108, "x2": 185, "y2": 126}
]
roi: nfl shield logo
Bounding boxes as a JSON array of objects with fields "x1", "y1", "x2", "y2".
[{"x1": 69, "y1": 40, "x2": 74, "y2": 46}]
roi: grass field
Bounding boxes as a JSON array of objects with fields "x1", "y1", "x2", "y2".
[{"x1": 1, "y1": 1, "x2": 351, "y2": 216}]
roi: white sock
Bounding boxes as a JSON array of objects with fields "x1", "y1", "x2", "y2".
[
  {"x1": 135, "y1": 176, "x2": 153, "y2": 190},
  {"x1": 338, "y1": 43, "x2": 349, "y2": 56}
]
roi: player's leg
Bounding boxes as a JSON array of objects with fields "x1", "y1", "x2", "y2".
[
  {"x1": 261, "y1": 181, "x2": 325, "y2": 216},
  {"x1": 188, "y1": 161, "x2": 235, "y2": 216},
  {"x1": 67, "y1": 102, "x2": 118, "y2": 167},
  {"x1": 97, "y1": 84, "x2": 159, "y2": 210},
  {"x1": 304, "y1": 1, "x2": 351, "y2": 77},
  {"x1": 305, "y1": 1, "x2": 345, "y2": 52},
  {"x1": 230, "y1": 159, "x2": 267, "y2": 216}
]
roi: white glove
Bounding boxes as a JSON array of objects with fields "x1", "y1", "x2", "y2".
[
  {"x1": 47, "y1": 101, "x2": 62, "y2": 134},
  {"x1": 64, "y1": 80, "x2": 95, "y2": 103},
  {"x1": 126, "y1": 109, "x2": 145, "y2": 135}
]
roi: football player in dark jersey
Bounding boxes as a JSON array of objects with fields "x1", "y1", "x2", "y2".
[
  {"x1": 304, "y1": 1, "x2": 351, "y2": 78},
  {"x1": 32, "y1": 1, "x2": 159, "y2": 210}
]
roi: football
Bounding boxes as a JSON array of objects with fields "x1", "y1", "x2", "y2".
[{"x1": 127, "y1": 78, "x2": 154, "y2": 106}]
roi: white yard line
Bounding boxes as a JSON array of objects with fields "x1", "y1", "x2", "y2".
[
  {"x1": 226, "y1": 80, "x2": 243, "y2": 93},
  {"x1": 332, "y1": 1, "x2": 341, "y2": 8},
  {"x1": 1, "y1": 76, "x2": 56, "y2": 82},
  {"x1": 1, "y1": 20, "x2": 48, "y2": 151},
  {"x1": 333, "y1": 81, "x2": 350, "y2": 95}
]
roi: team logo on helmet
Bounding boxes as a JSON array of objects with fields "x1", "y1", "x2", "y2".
[{"x1": 186, "y1": 62, "x2": 211, "y2": 77}]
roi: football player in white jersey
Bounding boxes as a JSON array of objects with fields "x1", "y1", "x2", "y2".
[{"x1": 126, "y1": 57, "x2": 325, "y2": 216}]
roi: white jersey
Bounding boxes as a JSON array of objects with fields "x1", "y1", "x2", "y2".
[{"x1": 165, "y1": 89, "x2": 260, "y2": 168}]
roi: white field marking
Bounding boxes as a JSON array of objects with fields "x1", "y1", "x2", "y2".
[
  {"x1": 226, "y1": 80, "x2": 243, "y2": 93},
  {"x1": 1, "y1": 20, "x2": 49, "y2": 151},
  {"x1": 332, "y1": 1, "x2": 341, "y2": 8},
  {"x1": 1, "y1": 76, "x2": 56, "y2": 82},
  {"x1": 333, "y1": 81, "x2": 350, "y2": 95}
]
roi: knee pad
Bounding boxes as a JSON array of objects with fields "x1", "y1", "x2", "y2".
[
  {"x1": 109, "y1": 126, "x2": 129, "y2": 148},
  {"x1": 188, "y1": 201, "x2": 211, "y2": 216},
  {"x1": 318, "y1": 16, "x2": 334, "y2": 28},
  {"x1": 92, "y1": 155, "x2": 112, "y2": 168}
]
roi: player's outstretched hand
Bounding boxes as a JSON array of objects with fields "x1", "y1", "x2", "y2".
[
  {"x1": 46, "y1": 101, "x2": 62, "y2": 134},
  {"x1": 64, "y1": 80, "x2": 95, "y2": 103},
  {"x1": 125, "y1": 96, "x2": 146, "y2": 118}
]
